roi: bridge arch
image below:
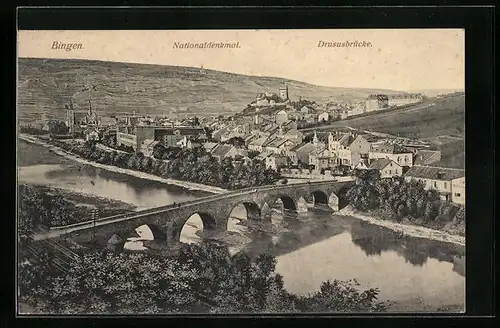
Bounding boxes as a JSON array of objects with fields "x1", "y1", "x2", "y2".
[
  {"x1": 227, "y1": 201, "x2": 263, "y2": 231},
  {"x1": 228, "y1": 201, "x2": 262, "y2": 221},
  {"x1": 178, "y1": 212, "x2": 217, "y2": 244},
  {"x1": 143, "y1": 224, "x2": 167, "y2": 240},
  {"x1": 269, "y1": 195, "x2": 298, "y2": 213},
  {"x1": 310, "y1": 190, "x2": 329, "y2": 206}
]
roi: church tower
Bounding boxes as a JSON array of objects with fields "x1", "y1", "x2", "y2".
[
  {"x1": 327, "y1": 132, "x2": 334, "y2": 151},
  {"x1": 66, "y1": 99, "x2": 75, "y2": 134},
  {"x1": 279, "y1": 84, "x2": 289, "y2": 101},
  {"x1": 313, "y1": 131, "x2": 318, "y2": 146}
]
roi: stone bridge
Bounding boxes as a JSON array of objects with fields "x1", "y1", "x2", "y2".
[{"x1": 35, "y1": 180, "x2": 354, "y2": 249}]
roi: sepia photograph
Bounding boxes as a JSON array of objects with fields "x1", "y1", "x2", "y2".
[{"x1": 16, "y1": 28, "x2": 465, "y2": 315}]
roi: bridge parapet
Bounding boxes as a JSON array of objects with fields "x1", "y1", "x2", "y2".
[{"x1": 37, "y1": 179, "x2": 355, "y2": 249}]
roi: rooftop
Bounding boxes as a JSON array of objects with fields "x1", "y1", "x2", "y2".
[
  {"x1": 404, "y1": 165, "x2": 465, "y2": 181},
  {"x1": 414, "y1": 150, "x2": 442, "y2": 165},
  {"x1": 367, "y1": 94, "x2": 389, "y2": 101},
  {"x1": 369, "y1": 158, "x2": 399, "y2": 170},
  {"x1": 211, "y1": 144, "x2": 235, "y2": 157}
]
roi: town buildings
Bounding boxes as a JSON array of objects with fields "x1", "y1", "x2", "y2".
[
  {"x1": 403, "y1": 166, "x2": 465, "y2": 204},
  {"x1": 365, "y1": 93, "x2": 423, "y2": 112},
  {"x1": 388, "y1": 93, "x2": 423, "y2": 107},
  {"x1": 365, "y1": 94, "x2": 389, "y2": 112},
  {"x1": 116, "y1": 125, "x2": 206, "y2": 152},
  {"x1": 275, "y1": 110, "x2": 289, "y2": 125},
  {"x1": 368, "y1": 158, "x2": 403, "y2": 178},
  {"x1": 369, "y1": 142, "x2": 414, "y2": 168}
]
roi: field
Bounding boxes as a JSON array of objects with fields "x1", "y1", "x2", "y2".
[{"x1": 18, "y1": 57, "x2": 402, "y2": 123}]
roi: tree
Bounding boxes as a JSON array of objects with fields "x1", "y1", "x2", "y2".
[
  {"x1": 225, "y1": 137, "x2": 245, "y2": 148},
  {"x1": 247, "y1": 150, "x2": 259, "y2": 159},
  {"x1": 296, "y1": 279, "x2": 388, "y2": 312},
  {"x1": 47, "y1": 120, "x2": 69, "y2": 135}
]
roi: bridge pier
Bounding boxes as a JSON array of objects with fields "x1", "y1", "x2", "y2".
[
  {"x1": 328, "y1": 194, "x2": 339, "y2": 212},
  {"x1": 296, "y1": 201, "x2": 310, "y2": 213}
]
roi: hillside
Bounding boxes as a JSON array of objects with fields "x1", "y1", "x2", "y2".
[
  {"x1": 18, "y1": 58, "x2": 402, "y2": 123},
  {"x1": 301, "y1": 94, "x2": 465, "y2": 169}
]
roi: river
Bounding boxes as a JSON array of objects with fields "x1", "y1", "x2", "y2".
[{"x1": 17, "y1": 139, "x2": 465, "y2": 312}]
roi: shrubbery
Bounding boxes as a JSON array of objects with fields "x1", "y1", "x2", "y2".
[
  {"x1": 18, "y1": 184, "x2": 80, "y2": 236},
  {"x1": 18, "y1": 241, "x2": 389, "y2": 314},
  {"x1": 347, "y1": 169, "x2": 464, "y2": 232}
]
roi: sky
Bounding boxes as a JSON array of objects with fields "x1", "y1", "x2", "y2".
[{"x1": 18, "y1": 29, "x2": 464, "y2": 91}]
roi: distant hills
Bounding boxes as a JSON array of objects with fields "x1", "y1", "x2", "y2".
[{"x1": 18, "y1": 57, "x2": 405, "y2": 123}]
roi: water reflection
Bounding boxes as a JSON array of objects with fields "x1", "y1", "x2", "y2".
[
  {"x1": 349, "y1": 220, "x2": 463, "y2": 267},
  {"x1": 18, "y1": 163, "x2": 211, "y2": 210}
]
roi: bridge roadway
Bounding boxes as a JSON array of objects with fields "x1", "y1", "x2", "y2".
[{"x1": 32, "y1": 178, "x2": 355, "y2": 247}]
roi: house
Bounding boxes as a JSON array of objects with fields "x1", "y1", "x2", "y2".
[
  {"x1": 176, "y1": 136, "x2": 201, "y2": 149},
  {"x1": 327, "y1": 132, "x2": 355, "y2": 166},
  {"x1": 349, "y1": 134, "x2": 372, "y2": 155},
  {"x1": 275, "y1": 110, "x2": 289, "y2": 125},
  {"x1": 285, "y1": 149, "x2": 299, "y2": 166},
  {"x1": 257, "y1": 151, "x2": 287, "y2": 170},
  {"x1": 243, "y1": 133, "x2": 257, "y2": 146},
  {"x1": 116, "y1": 131, "x2": 137, "y2": 149},
  {"x1": 283, "y1": 128, "x2": 304, "y2": 143},
  {"x1": 202, "y1": 142, "x2": 218, "y2": 153},
  {"x1": 387, "y1": 93, "x2": 423, "y2": 107},
  {"x1": 300, "y1": 105, "x2": 312, "y2": 114},
  {"x1": 282, "y1": 120, "x2": 298, "y2": 131},
  {"x1": 369, "y1": 142, "x2": 414, "y2": 167},
  {"x1": 354, "y1": 159, "x2": 370, "y2": 170},
  {"x1": 264, "y1": 137, "x2": 297, "y2": 155},
  {"x1": 414, "y1": 150, "x2": 442, "y2": 166},
  {"x1": 368, "y1": 158, "x2": 403, "y2": 178},
  {"x1": 290, "y1": 142, "x2": 317, "y2": 167},
  {"x1": 327, "y1": 132, "x2": 351, "y2": 152},
  {"x1": 248, "y1": 135, "x2": 271, "y2": 152},
  {"x1": 211, "y1": 144, "x2": 241, "y2": 161},
  {"x1": 349, "y1": 134, "x2": 373, "y2": 167},
  {"x1": 330, "y1": 108, "x2": 350, "y2": 120},
  {"x1": 212, "y1": 127, "x2": 228, "y2": 142},
  {"x1": 318, "y1": 111, "x2": 329, "y2": 122},
  {"x1": 84, "y1": 128, "x2": 100, "y2": 142},
  {"x1": 365, "y1": 94, "x2": 389, "y2": 112},
  {"x1": 221, "y1": 126, "x2": 247, "y2": 142},
  {"x1": 309, "y1": 148, "x2": 337, "y2": 170},
  {"x1": 403, "y1": 166, "x2": 465, "y2": 204}
]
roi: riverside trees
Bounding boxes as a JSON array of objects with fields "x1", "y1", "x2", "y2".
[
  {"x1": 347, "y1": 169, "x2": 464, "y2": 233},
  {"x1": 51, "y1": 140, "x2": 281, "y2": 190},
  {"x1": 18, "y1": 184, "x2": 79, "y2": 232}
]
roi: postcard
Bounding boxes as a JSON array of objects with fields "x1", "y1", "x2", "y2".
[{"x1": 17, "y1": 28, "x2": 465, "y2": 315}]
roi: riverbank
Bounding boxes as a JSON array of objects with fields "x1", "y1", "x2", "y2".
[
  {"x1": 19, "y1": 134, "x2": 228, "y2": 194},
  {"x1": 338, "y1": 206, "x2": 465, "y2": 246},
  {"x1": 39, "y1": 185, "x2": 137, "y2": 217}
]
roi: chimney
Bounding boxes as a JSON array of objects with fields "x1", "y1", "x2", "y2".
[{"x1": 437, "y1": 171, "x2": 446, "y2": 180}]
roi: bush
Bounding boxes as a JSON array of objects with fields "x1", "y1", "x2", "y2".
[
  {"x1": 348, "y1": 171, "x2": 465, "y2": 230},
  {"x1": 19, "y1": 241, "x2": 390, "y2": 314}
]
